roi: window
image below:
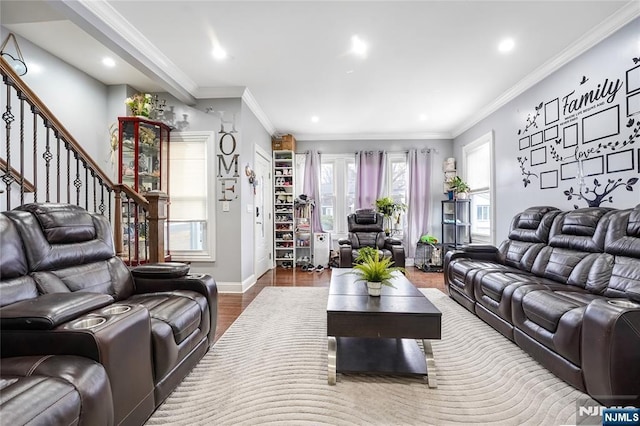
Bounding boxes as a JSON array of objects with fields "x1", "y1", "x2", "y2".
[
  {"x1": 319, "y1": 155, "x2": 355, "y2": 233},
  {"x1": 463, "y1": 131, "x2": 494, "y2": 244},
  {"x1": 168, "y1": 131, "x2": 216, "y2": 260},
  {"x1": 385, "y1": 153, "x2": 408, "y2": 234}
]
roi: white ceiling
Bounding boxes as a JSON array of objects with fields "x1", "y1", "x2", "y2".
[{"x1": 1, "y1": 1, "x2": 638, "y2": 140}]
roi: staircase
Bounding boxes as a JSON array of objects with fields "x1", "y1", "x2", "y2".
[{"x1": 1, "y1": 57, "x2": 167, "y2": 265}]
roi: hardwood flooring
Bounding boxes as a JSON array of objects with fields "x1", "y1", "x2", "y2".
[{"x1": 214, "y1": 266, "x2": 446, "y2": 342}]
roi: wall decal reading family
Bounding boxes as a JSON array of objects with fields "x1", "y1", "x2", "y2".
[{"x1": 516, "y1": 57, "x2": 639, "y2": 208}]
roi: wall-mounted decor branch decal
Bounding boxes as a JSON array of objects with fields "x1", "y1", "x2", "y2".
[
  {"x1": 549, "y1": 142, "x2": 565, "y2": 162},
  {"x1": 633, "y1": 57, "x2": 640, "y2": 64},
  {"x1": 564, "y1": 177, "x2": 638, "y2": 208},
  {"x1": 580, "y1": 76, "x2": 589, "y2": 85},
  {"x1": 517, "y1": 156, "x2": 538, "y2": 187},
  {"x1": 517, "y1": 102, "x2": 543, "y2": 135}
]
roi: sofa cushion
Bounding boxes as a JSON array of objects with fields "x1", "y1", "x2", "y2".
[
  {"x1": 548, "y1": 208, "x2": 612, "y2": 253},
  {"x1": 516, "y1": 289, "x2": 604, "y2": 366},
  {"x1": 0, "y1": 355, "x2": 113, "y2": 426},
  {"x1": 0, "y1": 375, "x2": 81, "y2": 425},
  {"x1": 128, "y1": 291, "x2": 203, "y2": 345},
  {"x1": 16, "y1": 203, "x2": 96, "y2": 244}
]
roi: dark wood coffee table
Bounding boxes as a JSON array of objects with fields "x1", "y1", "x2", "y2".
[{"x1": 327, "y1": 270, "x2": 442, "y2": 387}]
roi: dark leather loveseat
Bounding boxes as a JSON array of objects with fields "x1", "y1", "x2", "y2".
[
  {"x1": 0, "y1": 203, "x2": 218, "y2": 425},
  {"x1": 444, "y1": 205, "x2": 640, "y2": 406},
  {"x1": 338, "y1": 209, "x2": 405, "y2": 268}
]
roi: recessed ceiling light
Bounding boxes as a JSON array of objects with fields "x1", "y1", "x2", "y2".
[
  {"x1": 498, "y1": 38, "x2": 515, "y2": 53},
  {"x1": 102, "y1": 57, "x2": 116, "y2": 67},
  {"x1": 351, "y1": 35, "x2": 368, "y2": 57},
  {"x1": 311, "y1": 116, "x2": 319, "y2": 123},
  {"x1": 419, "y1": 114, "x2": 428, "y2": 121},
  {"x1": 212, "y1": 46, "x2": 227, "y2": 60}
]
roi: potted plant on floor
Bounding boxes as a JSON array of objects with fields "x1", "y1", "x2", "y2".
[{"x1": 352, "y1": 249, "x2": 405, "y2": 296}]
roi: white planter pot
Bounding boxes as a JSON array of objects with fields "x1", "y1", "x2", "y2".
[
  {"x1": 367, "y1": 281, "x2": 382, "y2": 296},
  {"x1": 456, "y1": 192, "x2": 468, "y2": 200}
]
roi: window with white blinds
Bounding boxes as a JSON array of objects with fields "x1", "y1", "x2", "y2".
[
  {"x1": 168, "y1": 131, "x2": 215, "y2": 260},
  {"x1": 463, "y1": 131, "x2": 494, "y2": 244}
]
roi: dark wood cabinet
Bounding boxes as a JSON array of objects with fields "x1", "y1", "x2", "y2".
[{"x1": 117, "y1": 117, "x2": 171, "y2": 263}]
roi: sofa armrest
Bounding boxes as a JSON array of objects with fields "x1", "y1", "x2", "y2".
[
  {"x1": 0, "y1": 293, "x2": 114, "y2": 330},
  {"x1": 384, "y1": 238, "x2": 402, "y2": 246},
  {"x1": 444, "y1": 245, "x2": 501, "y2": 265},
  {"x1": 130, "y1": 262, "x2": 190, "y2": 279},
  {"x1": 337, "y1": 239, "x2": 351, "y2": 246},
  {"x1": 132, "y1": 273, "x2": 218, "y2": 343},
  {"x1": 582, "y1": 299, "x2": 640, "y2": 406},
  {"x1": 338, "y1": 245, "x2": 353, "y2": 267}
]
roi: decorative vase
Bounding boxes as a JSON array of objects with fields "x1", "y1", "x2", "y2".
[
  {"x1": 456, "y1": 192, "x2": 469, "y2": 200},
  {"x1": 367, "y1": 281, "x2": 382, "y2": 297}
]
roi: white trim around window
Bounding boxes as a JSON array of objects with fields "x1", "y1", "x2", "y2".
[{"x1": 168, "y1": 131, "x2": 217, "y2": 262}]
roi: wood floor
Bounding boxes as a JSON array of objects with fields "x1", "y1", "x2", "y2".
[{"x1": 214, "y1": 266, "x2": 446, "y2": 342}]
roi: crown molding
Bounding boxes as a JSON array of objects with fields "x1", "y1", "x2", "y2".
[
  {"x1": 295, "y1": 131, "x2": 452, "y2": 141},
  {"x1": 53, "y1": 0, "x2": 197, "y2": 104},
  {"x1": 452, "y1": 0, "x2": 640, "y2": 138},
  {"x1": 196, "y1": 86, "x2": 247, "y2": 99},
  {"x1": 241, "y1": 88, "x2": 277, "y2": 136}
]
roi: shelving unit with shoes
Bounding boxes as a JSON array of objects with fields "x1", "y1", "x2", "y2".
[{"x1": 273, "y1": 150, "x2": 295, "y2": 268}]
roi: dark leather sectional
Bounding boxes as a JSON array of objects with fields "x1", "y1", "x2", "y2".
[
  {"x1": 0, "y1": 203, "x2": 218, "y2": 425},
  {"x1": 445, "y1": 205, "x2": 640, "y2": 406}
]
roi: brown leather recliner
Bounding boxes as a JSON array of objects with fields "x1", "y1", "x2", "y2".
[
  {"x1": 0, "y1": 203, "x2": 218, "y2": 426},
  {"x1": 0, "y1": 355, "x2": 114, "y2": 426},
  {"x1": 338, "y1": 209, "x2": 405, "y2": 268}
]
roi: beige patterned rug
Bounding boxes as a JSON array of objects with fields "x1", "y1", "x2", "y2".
[{"x1": 147, "y1": 287, "x2": 591, "y2": 425}]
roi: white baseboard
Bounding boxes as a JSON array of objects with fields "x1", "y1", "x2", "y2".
[{"x1": 216, "y1": 274, "x2": 257, "y2": 294}]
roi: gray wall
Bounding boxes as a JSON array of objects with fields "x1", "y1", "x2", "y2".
[
  {"x1": 1, "y1": 27, "x2": 109, "y2": 169},
  {"x1": 296, "y1": 138, "x2": 454, "y2": 240},
  {"x1": 454, "y1": 17, "x2": 640, "y2": 243},
  {"x1": 156, "y1": 94, "x2": 247, "y2": 285}
]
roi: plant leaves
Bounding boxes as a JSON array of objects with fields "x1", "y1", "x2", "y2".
[{"x1": 627, "y1": 177, "x2": 638, "y2": 185}]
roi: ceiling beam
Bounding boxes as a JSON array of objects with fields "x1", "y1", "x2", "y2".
[{"x1": 50, "y1": 0, "x2": 197, "y2": 105}]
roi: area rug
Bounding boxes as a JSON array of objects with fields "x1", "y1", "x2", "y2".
[{"x1": 147, "y1": 287, "x2": 591, "y2": 425}]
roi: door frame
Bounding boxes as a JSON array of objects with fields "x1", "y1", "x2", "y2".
[{"x1": 254, "y1": 145, "x2": 273, "y2": 277}]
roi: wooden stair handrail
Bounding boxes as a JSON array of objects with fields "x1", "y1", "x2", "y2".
[
  {"x1": 114, "y1": 184, "x2": 149, "y2": 208},
  {"x1": 0, "y1": 157, "x2": 35, "y2": 193},
  {"x1": 1, "y1": 57, "x2": 115, "y2": 189}
]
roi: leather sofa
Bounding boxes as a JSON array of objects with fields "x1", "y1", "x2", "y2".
[
  {"x1": 338, "y1": 209, "x2": 406, "y2": 268},
  {"x1": 444, "y1": 205, "x2": 640, "y2": 406},
  {"x1": 0, "y1": 203, "x2": 218, "y2": 425},
  {"x1": 0, "y1": 355, "x2": 114, "y2": 426}
]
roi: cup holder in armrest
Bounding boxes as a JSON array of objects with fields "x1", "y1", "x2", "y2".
[
  {"x1": 607, "y1": 299, "x2": 640, "y2": 309},
  {"x1": 101, "y1": 305, "x2": 132, "y2": 315},
  {"x1": 70, "y1": 316, "x2": 107, "y2": 329}
]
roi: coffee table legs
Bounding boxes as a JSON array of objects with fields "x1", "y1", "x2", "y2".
[
  {"x1": 328, "y1": 336, "x2": 337, "y2": 385},
  {"x1": 422, "y1": 339, "x2": 437, "y2": 388}
]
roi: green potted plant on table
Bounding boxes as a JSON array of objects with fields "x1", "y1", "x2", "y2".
[
  {"x1": 375, "y1": 197, "x2": 407, "y2": 235},
  {"x1": 447, "y1": 176, "x2": 471, "y2": 199},
  {"x1": 352, "y1": 250, "x2": 405, "y2": 296}
]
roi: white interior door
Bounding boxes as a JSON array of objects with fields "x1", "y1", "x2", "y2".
[{"x1": 254, "y1": 149, "x2": 273, "y2": 277}]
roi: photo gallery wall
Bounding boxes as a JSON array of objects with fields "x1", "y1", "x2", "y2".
[{"x1": 517, "y1": 60, "x2": 639, "y2": 194}]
